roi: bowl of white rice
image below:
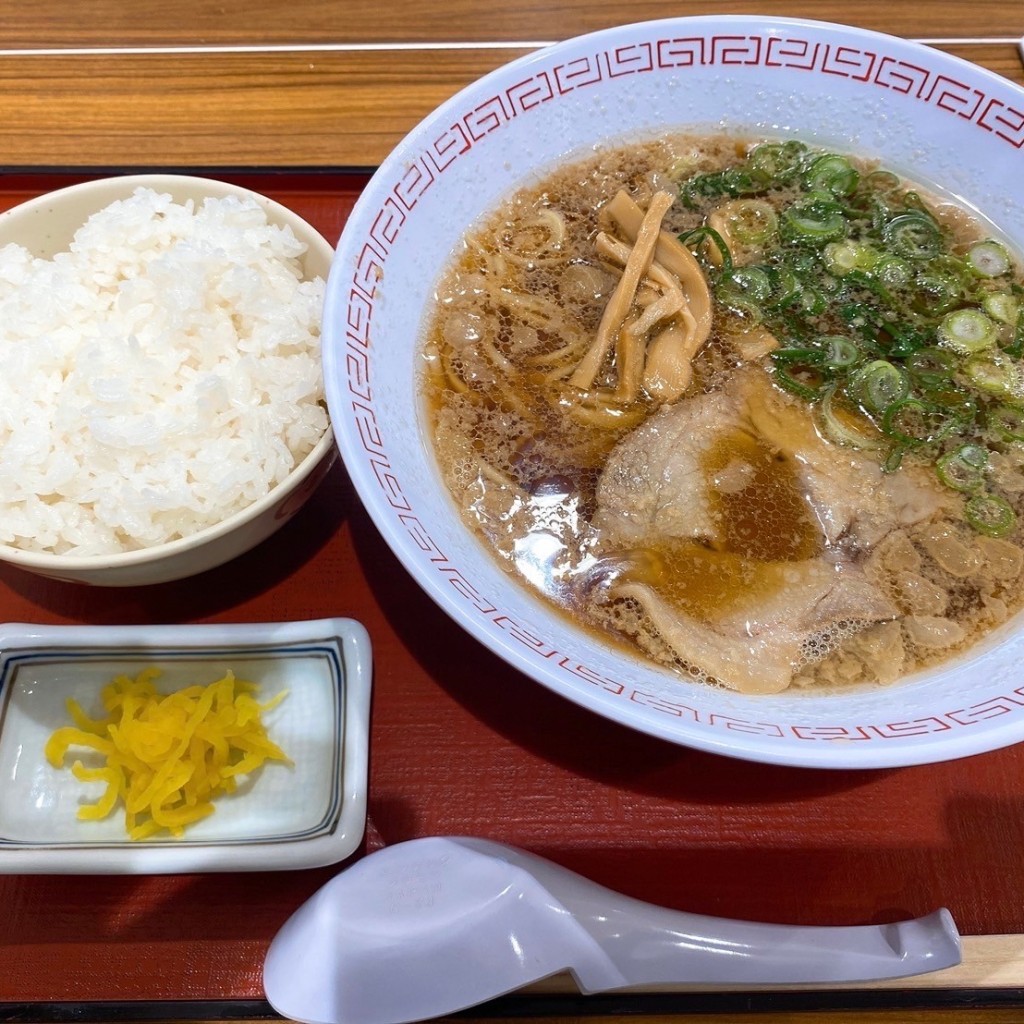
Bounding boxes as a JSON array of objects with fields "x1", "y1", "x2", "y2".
[{"x1": 0, "y1": 174, "x2": 335, "y2": 586}]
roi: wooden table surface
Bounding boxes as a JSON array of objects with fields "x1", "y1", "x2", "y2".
[
  {"x1": 0, "y1": 0, "x2": 1020, "y2": 168},
  {"x1": 1, "y1": 2, "x2": 1023, "y2": 1023}
]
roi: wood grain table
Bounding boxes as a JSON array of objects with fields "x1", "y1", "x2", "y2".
[
  {"x1": 0, "y1": 0, "x2": 1020, "y2": 168},
  {"x1": 0, "y1": 3, "x2": 1023, "y2": 1023}
]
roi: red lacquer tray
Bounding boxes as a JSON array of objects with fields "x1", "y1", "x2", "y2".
[{"x1": 2, "y1": 173, "x2": 1024, "y2": 1007}]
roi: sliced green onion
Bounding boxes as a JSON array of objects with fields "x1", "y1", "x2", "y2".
[
  {"x1": 835, "y1": 299, "x2": 878, "y2": 341},
  {"x1": 746, "y1": 140, "x2": 809, "y2": 184},
  {"x1": 769, "y1": 350, "x2": 827, "y2": 400},
  {"x1": 1005, "y1": 307, "x2": 1024, "y2": 359},
  {"x1": 797, "y1": 285, "x2": 828, "y2": 316},
  {"x1": 766, "y1": 266, "x2": 801, "y2": 308},
  {"x1": 965, "y1": 493, "x2": 1017, "y2": 537},
  {"x1": 850, "y1": 359, "x2": 909, "y2": 414},
  {"x1": 964, "y1": 351, "x2": 1024, "y2": 401},
  {"x1": 912, "y1": 267, "x2": 963, "y2": 316},
  {"x1": 719, "y1": 266, "x2": 772, "y2": 303},
  {"x1": 787, "y1": 251, "x2": 819, "y2": 277},
  {"x1": 818, "y1": 384, "x2": 884, "y2": 449},
  {"x1": 874, "y1": 254, "x2": 913, "y2": 289},
  {"x1": 906, "y1": 347, "x2": 956, "y2": 389},
  {"x1": 881, "y1": 398, "x2": 954, "y2": 446},
  {"x1": 868, "y1": 195, "x2": 895, "y2": 234},
  {"x1": 772, "y1": 346, "x2": 826, "y2": 365},
  {"x1": 823, "y1": 240, "x2": 879, "y2": 276},
  {"x1": 967, "y1": 239, "x2": 1013, "y2": 278},
  {"x1": 802, "y1": 154, "x2": 860, "y2": 196},
  {"x1": 936, "y1": 444, "x2": 988, "y2": 493},
  {"x1": 820, "y1": 335, "x2": 861, "y2": 370},
  {"x1": 720, "y1": 199, "x2": 778, "y2": 244},
  {"x1": 988, "y1": 404, "x2": 1024, "y2": 442},
  {"x1": 937, "y1": 308, "x2": 998, "y2": 354},
  {"x1": 956, "y1": 443, "x2": 989, "y2": 468},
  {"x1": 716, "y1": 267, "x2": 773, "y2": 323},
  {"x1": 780, "y1": 199, "x2": 848, "y2": 246},
  {"x1": 883, "y1": 445, "x2": 908, "y2": 473},
  {"x1": 679, "y1": 168, "x2": 757, "y2": 210},
  {"x1": 769, "y1": 256, "x2": 827, "y2": 314},
  {"x1": 863, "y1": 170, "x2": 901, "y2": 193},
  {"x1": 882, "y1": 212, "x2": 943, "y2": 259},
  {"x1": 982, "y1": 291, "x2": 1019, "y2": 326},
  {"x1": 772, "y1": 370, "x2": 825, "y2": 400},
  {"x1": 882, "y1": 320, "x2": 933, "y2": 359},
  {"x1": 902, "y1": 191, "x2": 931, "y2": 214},
  {"x1": 1003, "y1": 305, "x2": 1019, "y2": 358}
]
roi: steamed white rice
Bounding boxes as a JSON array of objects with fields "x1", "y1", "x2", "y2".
[{"x1": 0, "y1": 187, "x2": 328, "y2": 556}]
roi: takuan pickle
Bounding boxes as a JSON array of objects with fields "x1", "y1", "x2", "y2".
[{"x1": 45, "y1": 667, "x2": 291, "y2": 840}]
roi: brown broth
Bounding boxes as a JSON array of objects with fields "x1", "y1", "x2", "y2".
[
  {"x1": 702, "y1": 428, "x2": 822, "y2": 563},
  {"x1": 422, "y1": 133, "x2": 1024, "y2": 694}
]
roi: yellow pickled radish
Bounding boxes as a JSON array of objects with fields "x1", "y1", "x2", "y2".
[{"x1": 44, "y1": 667, "x2": 291, "y2": 840}]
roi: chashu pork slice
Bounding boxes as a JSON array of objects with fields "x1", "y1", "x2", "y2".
[
  {"x1": 594, "y1": 385, "x2": 746, "y2": 546},
  {"x1": 596, "y1": 367, "x2": 955, "y2": 552},
  {"x1": 615, "y1": 565, "x2": 896, "y2": 695},
  {"x1": 592, "y1": 368, "x2": 953, "y2": 693}
]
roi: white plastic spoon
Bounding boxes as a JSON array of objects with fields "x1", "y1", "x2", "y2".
[{"x1": 263, "y1": 836, "x2": 961, "y2": 1024}]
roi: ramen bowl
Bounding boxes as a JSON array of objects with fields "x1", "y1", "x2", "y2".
[
  {"x1": 324, "y1": 16, "x2": 1024, "y2": 769},
  {"x1": 0, "y1": 174, "x2": 335, "y2": 587}
]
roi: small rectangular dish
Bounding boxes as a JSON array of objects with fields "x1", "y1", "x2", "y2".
[{"x1": 0, "y1": 617, "x2": 370, "y2": 874}]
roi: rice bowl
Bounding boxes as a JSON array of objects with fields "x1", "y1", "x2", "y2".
[{"x1": 0, "y1": 175, "x2": 335, "y2": 586}]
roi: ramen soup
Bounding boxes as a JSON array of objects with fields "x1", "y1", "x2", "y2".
[{"x1": 421, "y1": 135, "x2": 1024, "y2": 695}]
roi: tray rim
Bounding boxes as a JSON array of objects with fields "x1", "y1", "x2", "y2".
[{"x1": 0, "y1": 168, "x2": 1020, "y2": 1008}]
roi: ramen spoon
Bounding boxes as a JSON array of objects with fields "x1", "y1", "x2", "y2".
[{"x1": 263, "y1": 835, "x2": 961, "y2": 1024}]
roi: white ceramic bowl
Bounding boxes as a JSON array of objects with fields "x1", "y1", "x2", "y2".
[
  {"x1": 0, "y1": 617, "x2": 371, "y2": 873},
  {"x1": 324, "y1": 16, "x2": 1024, "y2": 769},
  {"x1": 0, "y1": 174, "x2": 336, "y2": 587}
]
